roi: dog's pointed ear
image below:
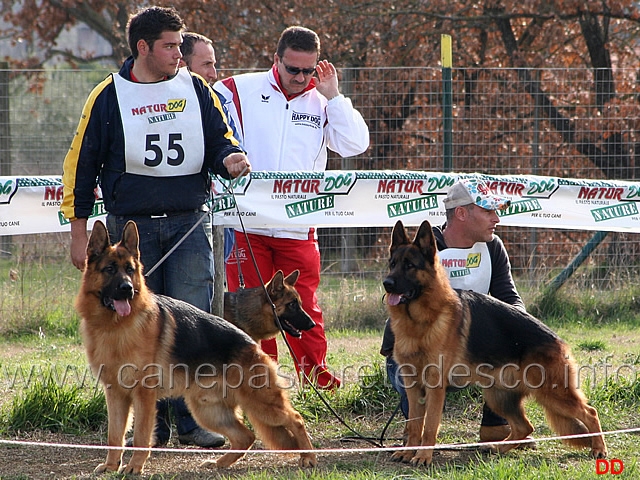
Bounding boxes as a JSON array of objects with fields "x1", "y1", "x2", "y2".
[
  {"x1": 390, "y1": 220, "x2": 410, "y2": 254},
  {"x1": 87, "y1": 220, "x2": 110, "y2": 261},
  {"x1": 284, "y1": 269, "x2": 300, "y2": 286},
  {"x1": 267, "y1": 270, "x2": 285, "y2": 295},
  {"x1": 414, "y1": 220, "x2": 438, "y2": 263},
  {"x1": 121, "y1": 220, "x2": 140, "y2": 258}
]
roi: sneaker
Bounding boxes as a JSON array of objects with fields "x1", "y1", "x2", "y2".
[
  {"x1": 178, "y1": 427, "x2": 226, "y2": 448},
  {"x1": 312, "y1": 369, "x2": 341, "y2": 391}
]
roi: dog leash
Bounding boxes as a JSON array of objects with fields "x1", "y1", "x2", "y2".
[
  {"x1": 139, "y1": 170, "x2": 396, "y2": 447},
  {"x1": 227, "y1": 181, "x2": 386, "y2": 449},
  {"x1": 227, "y1": 183, "x2": 293, "y2": 347},
  {"x1": 144, "y1": 169, "x2": 247, "y2": 279}
]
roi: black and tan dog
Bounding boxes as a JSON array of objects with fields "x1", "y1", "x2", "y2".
[
  {"x1": 224, "y1": 270, "x2": 315, "y2": 342},
  {"x1": 383, "y1": 219, "x2": 607, "y2": 466},
  {"x1": 76, "y1": 220, "x2": 317, "y2": 474}
]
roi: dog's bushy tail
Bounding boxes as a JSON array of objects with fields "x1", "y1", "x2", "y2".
[
  {"x1": 535, "y1": 358, "x2": 599, "y2": 448},
  {"x1": 544, "y1": 410, "x2": 592, "y2": 448},
  {"x1": 530, "y1": 343, "x2": 601, "y2": 449}
]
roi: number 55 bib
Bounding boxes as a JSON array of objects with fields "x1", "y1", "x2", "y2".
[{"x1": 113, "y1": 68, "x2": 205, "y2": 177}]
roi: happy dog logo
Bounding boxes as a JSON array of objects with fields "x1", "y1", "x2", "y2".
[{"x1": 291, "y1": 110, "x2": 321, "y2": 128}]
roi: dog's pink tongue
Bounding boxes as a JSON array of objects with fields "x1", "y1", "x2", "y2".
[
  {"x1": 114, "y1": 299, "x2": 131, "y2": 316},
  {"x1": 387, "y1": 293, "x2": 402, "y2": 306}
]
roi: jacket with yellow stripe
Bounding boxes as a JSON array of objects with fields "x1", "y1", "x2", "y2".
[{"x1": 61, "y1": 57, "x2": 243, "y2": 220}]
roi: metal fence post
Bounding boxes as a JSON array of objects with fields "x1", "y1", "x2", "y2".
[
  {"x1": 441, "y1": 35, "x2": 452, "y2": 172},
  {"x1": 546, "y1": 230, "x2": 609, "y2": 293},
  {"x1": 0, "y1": 62, "x2": 12, "y2": 257},
  {"x1": 340, "y1": 67, "x2": 358, "y2": 273}
]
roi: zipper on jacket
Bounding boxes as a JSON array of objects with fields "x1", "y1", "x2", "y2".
[{"x1": 278, "y1": 102, "x2": 290, "y2": 169}]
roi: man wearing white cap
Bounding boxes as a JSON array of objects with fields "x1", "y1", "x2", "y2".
[{"x1": 381, "y1": 176, "x2": 529, "y2": 444}]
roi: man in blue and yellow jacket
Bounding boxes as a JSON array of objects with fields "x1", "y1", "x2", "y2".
[{"x1": 61, "y1": 6, "x2": 250, "y2": 449}]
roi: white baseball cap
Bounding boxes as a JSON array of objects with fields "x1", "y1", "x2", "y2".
[{"x1": 443, "y1": 177, "x2": 511, "y2": 211}]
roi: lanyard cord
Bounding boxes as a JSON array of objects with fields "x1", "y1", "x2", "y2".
[{"x1": 144, "y1": 170, "x2": 247, "y2": 278}]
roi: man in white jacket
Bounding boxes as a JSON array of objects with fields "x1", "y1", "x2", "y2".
[{"x1": 214, "y1": 25, "x2": 369, "y2": 389}]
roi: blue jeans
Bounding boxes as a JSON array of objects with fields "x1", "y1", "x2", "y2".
[
  {"x1": 107, "y1": 211, "x2": 213, "y2": 436},
  {"x1": 386, "y1": 355, "x2": 409, "y2": 419},
  {"x1": 107, "y1": 211, "x2": 213, "y2": 311},
  {"x1": 224, "y1": 227, "x2": 235, "y2": 261}
]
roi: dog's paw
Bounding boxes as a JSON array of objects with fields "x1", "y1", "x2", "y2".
[
  {"x1": 118, "y1": 463, "x2": 144, "y2": 475},
  {"x1": 592, "y1": 447, "x2": 607, "y2": 459},
  {"x1": 409, "y1": 452, "x2": 433, "y2": 467},
  {"x1": 479, "y1": 442, "x2": 499, "y2": 454},
  {"x1": 299, "y1": 453, "x2": 317, "y2": 468},
  {"x1": 94, "y1": 462, "x2": 119, "y2": 473},
  {"x1": 391, "y1": 450, "x2": 415, "y2": 463},
  {"x1": 201, "y1": 452, "x2": 244, "y2": 469}
]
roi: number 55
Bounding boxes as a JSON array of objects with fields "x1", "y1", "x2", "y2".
[{"x1": 144, "y1": 133, "x2": 185, "y2": 167}]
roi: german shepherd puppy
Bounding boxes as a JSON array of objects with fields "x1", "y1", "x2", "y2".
[
  {"x1": 224, "y1": 270, "x2": 315, "y2": 342},
  {"x1": 76, "y1": 220, "x2": 317, "y2": 474},
  {"x1": 383, "y1": 219, "x2": 607, "y2": 467}
]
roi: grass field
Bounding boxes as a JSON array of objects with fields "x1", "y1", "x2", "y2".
[{"x1": 0, "y1": 267, "x2": 639, "y2": 478}]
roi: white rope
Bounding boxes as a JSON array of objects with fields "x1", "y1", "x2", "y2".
[{"x1": 0, "y1": 426, "x2": 637, "y2": 455}]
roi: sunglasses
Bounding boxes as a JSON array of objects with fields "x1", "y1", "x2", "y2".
[{"x1": 282, "y1": 62, "x2": 316, "y2": 76}]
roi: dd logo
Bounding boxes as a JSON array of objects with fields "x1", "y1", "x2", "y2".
[{"x1": 596, "y1": 458, "x2": 624, "y2": 475}]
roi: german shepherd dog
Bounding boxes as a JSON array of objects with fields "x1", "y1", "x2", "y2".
[
  {"x1": 382, "y1": 220, "x2": 607, "y2": 467},
  {"x1": 224, "y1": 270, "x2": 315, "y2": 342},
  {"x1": 76, "y1": 220, "x2": 317, "y2": 474}
]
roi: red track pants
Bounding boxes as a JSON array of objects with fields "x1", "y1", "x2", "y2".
[{"x1": 225, "y1": 231, "x2": 341, "y2": 390}]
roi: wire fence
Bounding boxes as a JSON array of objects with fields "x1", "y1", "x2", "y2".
[{"x1": 1, "y1": 66, "x2": 639, "y2": 321}]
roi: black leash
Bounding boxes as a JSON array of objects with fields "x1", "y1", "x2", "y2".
[
  {"x1": 136, "y1": 170, "x2": 402, "y2": 447},
  {"x1": 226, "y1": 179, "x2": 394, "y2": 448}
]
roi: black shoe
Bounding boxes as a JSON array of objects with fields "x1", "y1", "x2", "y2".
[
  {"x1": 125, "y1": 433, "x2": 169, "y2": 448},
  {"x1": 178, "y1": 427, "x2": 225, "y2": 448}
]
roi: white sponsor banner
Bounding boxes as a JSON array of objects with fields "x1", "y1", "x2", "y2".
[
  {"x1": 0, "y1": 176, "x2": 106, "y2": 236},
  {"x1": 2, "y1": 172, "x2": 640, "y2": 236}
]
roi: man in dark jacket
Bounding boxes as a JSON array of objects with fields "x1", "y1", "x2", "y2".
[
  {"x1": 61, "y1": 6, "x2": 250, "y2": 448},
  {"x1": 381, "y1": 177, "x2": 528, "y2": 444}
]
